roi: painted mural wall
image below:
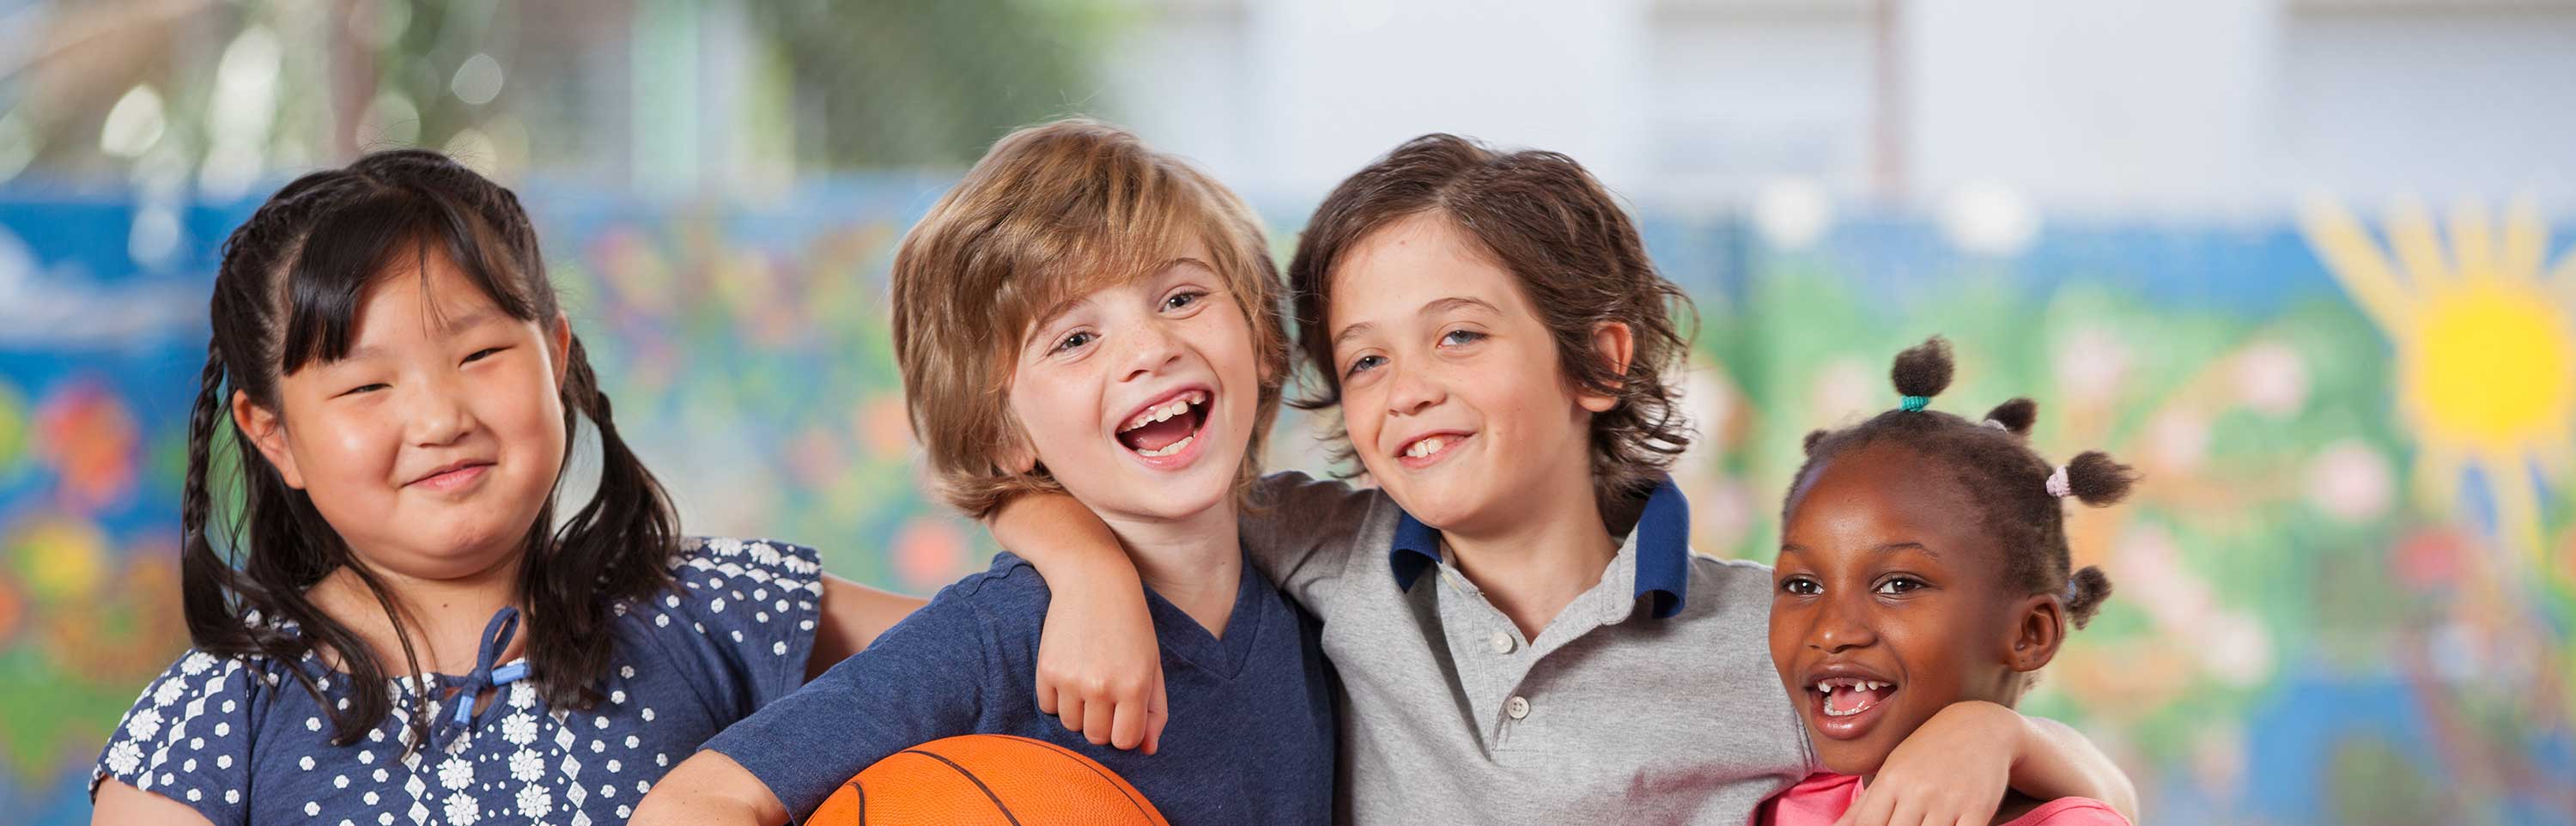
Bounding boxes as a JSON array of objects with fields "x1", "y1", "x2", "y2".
[{"x1": 1, "y1": 185, "x2": 2568, "y2": 824}]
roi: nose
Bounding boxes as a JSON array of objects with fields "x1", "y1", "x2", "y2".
[
  {"x1": 1383, "y1": 361, "x2": 1445, "y2": 418},
  {"x1": 403, "y1": 373, "x2": 477, "y2": 447},
  {"x1": 1118, "y1": 319, "x2": 1184, "y2": 384},
  {"x1": 1807, "y1": 593, "x2": 1877, "y2": 655}
]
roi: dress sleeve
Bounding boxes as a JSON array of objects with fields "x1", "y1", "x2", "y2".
[
  {"x1": 90, "y1": 649, "x2": 270, "y2": 826},
  {"x1": 651, "y1": 537, "x2": 829, "y2": 714}
]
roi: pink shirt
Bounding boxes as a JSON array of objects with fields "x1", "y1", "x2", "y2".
[{"x1": 1759, "y1": 773, "x2": 2131, "y2": 826}]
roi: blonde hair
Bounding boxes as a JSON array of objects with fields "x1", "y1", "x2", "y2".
[{"x1": 890, "y1": 118, "x2": 1290, "y2": 519}]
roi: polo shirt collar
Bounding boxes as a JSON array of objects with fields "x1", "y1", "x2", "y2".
[{"x1": 1388, "y1": 476, "x2": 1692, "y2": 618}]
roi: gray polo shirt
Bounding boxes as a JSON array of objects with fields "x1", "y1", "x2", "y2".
[{"x1": 1244, "y1": 471, "x2": 1815, "y2": 825}]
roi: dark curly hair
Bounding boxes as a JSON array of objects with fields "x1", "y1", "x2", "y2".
[
  {"x1": 1285, "y1": 133, "x2": 1697, "y2": 510},
  {"x1": 1783, "y1": 337, "x2": 2133, "y2": 628}
]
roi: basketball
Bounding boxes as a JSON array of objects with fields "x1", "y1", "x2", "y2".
[{"x1": 809, "y1": 734, "x2": 1171, "y2": 826}]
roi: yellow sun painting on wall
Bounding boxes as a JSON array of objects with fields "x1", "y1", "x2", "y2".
[{"x1": 2301, "y1": 197, "x2": 2576, "y2": 577}]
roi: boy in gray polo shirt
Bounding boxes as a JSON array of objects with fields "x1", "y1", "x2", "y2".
[{"x1": 996, "y1": 134, "x2": 2136, "y2": 824}]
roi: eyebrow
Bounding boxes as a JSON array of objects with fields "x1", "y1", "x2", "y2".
[
  {"x1": 1776, "y1": 542, "x2": 1939, "y2": 558},
  {"x1": 1329, "y1": 295, "x2": 1506, "y2": 351}
]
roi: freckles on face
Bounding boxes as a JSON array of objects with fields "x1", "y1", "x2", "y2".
[
  {"x1": 1002, "y1": 248, "x2": 1261, "y2": 525},
  {"x1": 1323, "y1": 212, "x2": 1593, "y2": 531},
  {"x1": 266, "y1": 250, "x2": 568, "y2": 580},
  {"x1": 1768, "y1": 442, "x2": 2026, "y2": 776}
]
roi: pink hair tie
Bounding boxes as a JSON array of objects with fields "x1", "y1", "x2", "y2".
[{"x1": 2045, "y1": 465, "x2": 2073, "y2": 499}]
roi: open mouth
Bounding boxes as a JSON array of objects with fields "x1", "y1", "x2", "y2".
[
  {"x1": 1115, "y1": 389, "x2": 1210, "y2": 459},
  {"x1": 1809, "y1": 677, "x2": 1899, "y2": 720}
]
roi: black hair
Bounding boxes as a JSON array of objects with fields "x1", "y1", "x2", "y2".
[
  {"x1": 1783, "y1": 337, "x2": 2135, "y2": 629},
  {"x1": 181, "y1": 149, "x2": 678, "y2": 750}
]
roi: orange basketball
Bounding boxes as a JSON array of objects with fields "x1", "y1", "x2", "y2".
[{"x1": 809, "y1": 734, "x2": 1172, "y2": 826}]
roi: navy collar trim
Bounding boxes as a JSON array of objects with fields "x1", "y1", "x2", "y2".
[{"x1": 1387, "y1": 476, "x2": 1692, "y2": 618}]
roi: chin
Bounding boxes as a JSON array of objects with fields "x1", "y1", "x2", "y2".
[{"x1": 1814, "y1": 744, "x2": 1889, "y2": 778}]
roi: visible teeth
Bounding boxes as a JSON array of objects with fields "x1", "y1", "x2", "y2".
[
  {"x1": 1134, "y1": 434, "x2": 1194, "y2": 458},
  {"x1": 1120, "y1": 391, "x2": 1207, "y2": 433},
  {"x1": 1405, "y1": 436, "x2": 1449, "y2": 459}
]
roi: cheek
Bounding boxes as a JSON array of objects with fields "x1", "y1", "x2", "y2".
[
  {"x1": 302, "y1": 411, "x2": 398, "y2": 483},
  {"x1": 1004, "y1": 372, "x2": 1087, "y2": 455}
]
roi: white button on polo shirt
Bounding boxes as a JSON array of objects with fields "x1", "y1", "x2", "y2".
[
  {"x1": 1504, "y1": 695, "x2": 1531, "y2": 720},
  {"x1": 1488, "y1": 631, "x2": 1516, "y2": 653}
]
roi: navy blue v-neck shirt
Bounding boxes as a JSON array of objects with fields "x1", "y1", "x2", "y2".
[{"x1": 704, "y1": 551, "x2": 1334, "y2": 825}]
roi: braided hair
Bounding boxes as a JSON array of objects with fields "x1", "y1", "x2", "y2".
[
  {"x1": 1783, "y1": 337, "x2": 2134, "y2": 629},
  {"x1": 182, "y1": 149, "x2": 678, "y2": 749}
]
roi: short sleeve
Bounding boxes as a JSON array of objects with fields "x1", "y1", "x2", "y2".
[
  {"x1": 659, "y1": 537, "x2": 828, "y2": 710},
  {"x1": 699, "y1": 586, "x2": 995, "y2": 817},
  {"x1": 91, "y1": 649, "x2": 270, "y2": 825},
  {"x1": 1239, "y1": 471, "x2": 1382, "y2": 610}
]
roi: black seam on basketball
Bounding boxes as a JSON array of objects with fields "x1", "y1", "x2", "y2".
[
  {"x1": 900, "y1": 749, "x2": 1024, "y2": 826},
  {"x1": 850, "y1": 776, "x2": 866, "y2": 826},
  {"x1": 990, "y1": 734, "x2": 1156, "y2": 821}
]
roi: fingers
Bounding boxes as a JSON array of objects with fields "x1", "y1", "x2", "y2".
[
  {"x1": 1841, "y1": 782, "x2": 1896, "y2": 826},
  {"x1": 1036, "y1": 676, "x2": 1060, "y2": 716},
  {"x1": 1082, "y1": 692, "x2": 1115, "y2": 745},
  {"x1": 1109, "y1": 692, "x2": 1145, "y2": 750},
  {"x1": 1055, "y1": 690, "x2": 1087, "y2": 738},
  {"x1": 1886, "y1": 792, "x2": 1929, "y2": 826},
  {"x1": 1144, "y1": 668, "x2": 1168, "y2": 756}
]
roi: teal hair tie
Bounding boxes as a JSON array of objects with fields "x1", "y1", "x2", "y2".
[{"x1": 1899, "y1": 395, "x2": 1929, "y2": 412}]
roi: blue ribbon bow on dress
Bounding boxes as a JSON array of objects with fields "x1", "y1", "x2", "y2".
[{"x1": 451, "y1": 606, "x2": 531, "y2": 728}]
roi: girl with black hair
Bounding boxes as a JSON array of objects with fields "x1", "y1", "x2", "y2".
[
  {"x1": 1762, "y1": 337, "x2": 2136, "y2": 826},
  {"x1": 88, "y1": 149, "x2": 924, "y2": 826}
]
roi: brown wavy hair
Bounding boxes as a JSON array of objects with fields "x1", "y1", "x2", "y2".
[
  {"x1": 889, "y1": 118, "x2": 1291, "y2": 519},
  {"x1": 1285, "y1": 133, "x2": 1697, "y2": 508}
]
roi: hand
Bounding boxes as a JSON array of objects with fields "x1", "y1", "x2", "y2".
[
  {"x1": 1033, "y1": 558, "x2": 1168, "y2": 754},
  {"x1": 1835, "y1": 701, "x2": 2019, "y2": 826}
]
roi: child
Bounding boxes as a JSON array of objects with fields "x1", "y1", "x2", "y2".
[
  {"x1": 1761, "y1": 337, "x2": 2134, "y2": 826},
  {"x1": 993, "y1": 135, "x2": 2138, "y2": 824},
  {"x1": 88, "y1": 149, "x2": 923, "y2": 826},
  {"x1": 629, "y1": 120, "x2": 1334, "y2": 826}
]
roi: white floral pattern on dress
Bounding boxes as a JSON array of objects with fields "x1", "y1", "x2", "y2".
[{"x1": 92, "y1": 538, "x2": 822, "y2": 826}]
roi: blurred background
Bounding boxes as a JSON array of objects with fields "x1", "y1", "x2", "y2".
[{"x1": 2, "y1": 0, "x2": 2572, "y2": 823}]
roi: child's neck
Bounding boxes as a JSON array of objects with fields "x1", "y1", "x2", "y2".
[
  {"x1": 1100, "y1": 501, "x2": 1244, "y2": 640},
  {"x1": 1436, "y1": 464, "x2": 1620, "y2": 641},
  {"x1": 307, "y1": 546, "x2": 526, "y2": 677}
]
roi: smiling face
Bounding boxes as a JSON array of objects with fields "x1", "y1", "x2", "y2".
[
  {"x1": 236, "y1": 247, "x2": 572, "y2": 583},
  {"x1": 1770, "y1": 440, "x2": 2061, "y2": 777},
  {"x1": 1005, "y1": 246, "x2": 1262, "y2": 527},
  {"x1": 1324, "y1": 212, "x2": 1617, "y2": 536}
]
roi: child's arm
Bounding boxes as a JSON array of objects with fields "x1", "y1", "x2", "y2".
[
  {"x1": 986, "y1": 491, "x2": 1166, "y2": 754},
  {"x1": 989, "y1": 471, "x2": 1376, "y2": 753},
  {"x1": 808, "y1": 576, "x2": 929, "y2": 678},
  {"x1": 630, "y1": 751, "x2": 793, "y2": 826},
  {"x1": 91, "y1": 781, "x2": 221, "y2": 826},
  {"x1": 1835, "y1": 701, "x2": 2138, "y2": 826}
]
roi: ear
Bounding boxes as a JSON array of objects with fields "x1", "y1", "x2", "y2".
[
  {"x1": 232, "y1": 390, "x2": 305, "y2": 489},
  {"x1": 2005, "y1": 592, "x2": 2067, "y2": 672},
  {"x1": 549, "y1": 311, "x2": 573, "y2": 380},
  {"x1": 1576, "y1": 320, "x2": 1636, "y2": 414}
]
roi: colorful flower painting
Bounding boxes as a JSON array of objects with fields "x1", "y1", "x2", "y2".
[{"x1": 1, "y1": 186, "x2": 2567, "y2": 824}]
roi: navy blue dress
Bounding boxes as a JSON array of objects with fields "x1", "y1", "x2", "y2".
[{"x1": 92, "y1": 537, "x2": 823, "y2": 826}]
